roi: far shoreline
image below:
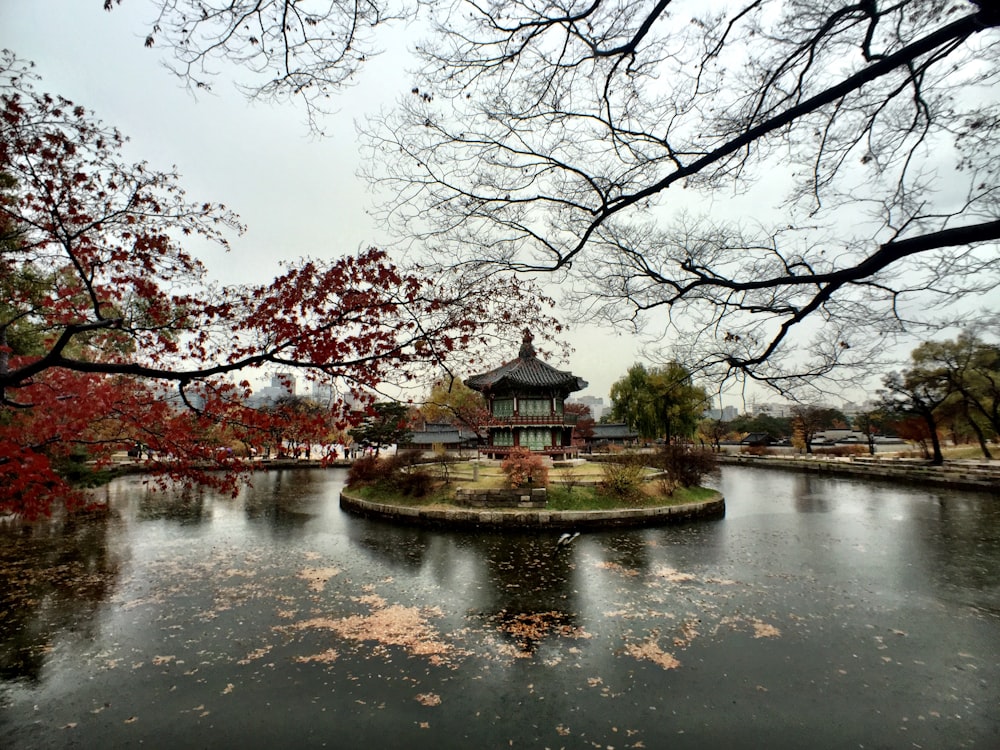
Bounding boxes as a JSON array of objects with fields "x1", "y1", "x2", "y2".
[{"x1": 716, "y1": 453, "x2": 999, "y2": 493}]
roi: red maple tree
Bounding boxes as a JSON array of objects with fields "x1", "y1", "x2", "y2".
[
  {"x1": 564, "y1": 402, "x2": 595, "y2": 444},
  {"x1": 0, "y1": 53, "x2": 557, "y2": 517}
]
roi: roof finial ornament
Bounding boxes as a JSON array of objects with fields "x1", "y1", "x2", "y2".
[{"x1": 518, "y1": 328, "x2": 535, "y2": 359}]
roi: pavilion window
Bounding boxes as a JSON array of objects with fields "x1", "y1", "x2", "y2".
[
  {"x1": 520, "y1": 399, "x2": 550, "y2": 417},
  {"x1": 494, "y1": 429, "x2": 514, "y2": 447},
  {"x1": 522, "y1": 428, "x2": 549, "y2": 450},
  {"x1": 493, "y1": 398, "x2": 514, "y2": 417}
]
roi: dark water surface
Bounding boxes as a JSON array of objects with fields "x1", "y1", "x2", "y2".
[{"x1": 1, "y1": 466, "x2": 997, "y2": 748}]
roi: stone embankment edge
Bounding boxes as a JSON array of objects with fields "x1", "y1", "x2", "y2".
[
  {"x1": 717, "y1": 455, "x2": 999, "y2": 493},
  {"x1": 339, "y1": 490, "x2": 725, "y2": 530}
]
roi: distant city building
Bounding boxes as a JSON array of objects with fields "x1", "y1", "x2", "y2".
[
  {"x1": 705, "y1": 405, "x2": 739, "y2": 421},
  {"x1": 311, "y1": 381, "x2": 336, "y2": 406},
  {"x1": 752, "y1": 399, "x2": 871, "y2": 419},
  {"x1": 752, "y1": 401, "x2": 795, "y2": 418},
  {"x1": 840, "y1": 400, "x2": 881, "y2": 419},
  {"x1": 840, "y1": 401, "x2": 861, "y2": 418},
  {"x1": 567, "y1": 394, "x2": 608, "y2": 421},
  {"x1": 249, "y1": 373, "x2": 297, "y2": 405}
]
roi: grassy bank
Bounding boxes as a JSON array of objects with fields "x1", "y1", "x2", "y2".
[
  {"x1": 350, "y1": 460, "x2": 715, "y2": 511},
  {"x1": 545, "y1": 483, "x2": 717, "y2": 511}
]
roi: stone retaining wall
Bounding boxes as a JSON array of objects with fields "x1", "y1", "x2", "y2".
[
  {"x1": 339, "y1": 490, "x2": 725, "y2": 530},
  {"x1": 717, "y1": 454, "x2": 999, "y2": 492},
  {"x1": 454, "y1": 487, "x2": 547, "y2": 508}
]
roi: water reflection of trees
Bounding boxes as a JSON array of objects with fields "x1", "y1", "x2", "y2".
[
  {"x1": 136, "y1": 485, "x2": 210, "y2": 524},
  {"x1": 466, "y1": 533, "x2": 581, "y2": 654},
  {"x1": 346, "y1": 518, "x2": 435, "y2": 569},
  {"x1": 596, "y1": 531, "x2": 656, "y2": 576},
  {"x1": 241, "y1": 470, "x2": 324, "y2": 537},
  {"x1": 792, "y1": 475, "x2": 832, "y2": 514},
  {"x1": 0, "y1": 510, "x2": 122, "y2": 684},
  {"x1": 920, "y1": 494, "x2": 1000, "y2": 614},
  {"x1": 345, "y1": 520, "x2": 581, "y2": 653}
]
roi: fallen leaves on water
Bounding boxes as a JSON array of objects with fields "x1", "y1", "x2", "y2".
[
  {"x1": 713, "y1": 615, "x2": 782, "y2": 639},
  {"x1": 221, "y1": 568, "x2": 253, "y2": 578},
  {"x1": 237, "y1": 645, "x2": 273, "y2": 665},
  {"x1": 651, "y1": 566, "x2": 696, "y2": 583},
  {"x1": 288, "y1": 597, "x2": 459, "y2": 665},
  {"x1": 295, "y1": 648, "x2": 339, "y2": 664},
  {"x1": 595, "y1": 561, "x2": 639, "y2": 577},
  {"x1": 752, "y1": 620, "x2": 781, "y2": 639},
  {"x1": 415, "y1": 692, "x2": 441, "y2": 706},
  {"x1": 673, "y1": 618, "x2": 700, "y2": 647},
  {"x1": 487, "y1": 610, "x2": 591, "y2": 655},
  {"x1": 624, "y1": 636, "x2": 681, "y2": 670},
  {"x1": 298, "y1": 566, "x2": 341, "y2": 592}
]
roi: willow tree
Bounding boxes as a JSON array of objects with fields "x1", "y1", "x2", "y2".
[{"x1": 610, "y1": 363, "x2": 709, "y2": 443}]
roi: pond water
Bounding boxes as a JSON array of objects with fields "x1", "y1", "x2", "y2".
[{"x1": 1, "y1": 466, "x2": 997, "y2": 749}]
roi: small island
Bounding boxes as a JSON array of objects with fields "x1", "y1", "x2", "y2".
[
  {"x1": 341, "y1": 330, "x2": 723, "y2": 528},
  {"x1": 339, "y1": 457, "x2": 724, "y2": 529}
]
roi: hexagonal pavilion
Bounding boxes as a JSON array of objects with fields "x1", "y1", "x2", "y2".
[{"x1": 466, "y1": 329, "x2": 588, "y2": 460}]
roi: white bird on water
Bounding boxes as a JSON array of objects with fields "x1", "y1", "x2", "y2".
[{"x1": 556, "y1": 532, "x2": 580, "y2": 548}]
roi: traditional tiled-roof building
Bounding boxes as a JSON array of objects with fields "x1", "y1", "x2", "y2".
[
  {"x1": 466, "y1": 329, "x2": 588, "y2": 460},
  {"x1": 587, "y1": 423, "x2": 639, "y2": 447},
  {"x1": 398, "y1": 423, "x2": 479, "y2": 452}
]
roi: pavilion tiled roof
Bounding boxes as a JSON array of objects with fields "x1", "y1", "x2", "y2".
[{"x1": 466, "y1": 329, "x2": 588, "y2": 394}]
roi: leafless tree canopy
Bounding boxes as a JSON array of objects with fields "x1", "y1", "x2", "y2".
[
  {"x1": 106, "y1": 0, "x2": 416, "y2": 130},
  {"x1": 119, "y1": 1, "x2": 1000, "y2": 394},
  {"x1": 362, "y1": 0, "x2": 1000, "y2": 393}
]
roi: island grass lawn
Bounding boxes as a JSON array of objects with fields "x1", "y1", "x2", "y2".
[
  {"x1": 349, "y1": 461, "x2": 717, "y2": 511},
  {"x1": 546, "y1": 483, "x2": 717, "y2": 511}
]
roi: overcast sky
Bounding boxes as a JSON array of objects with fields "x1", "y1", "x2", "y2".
[{"x1": 2, "y1": 1, "x2": 848, "y2": 410}]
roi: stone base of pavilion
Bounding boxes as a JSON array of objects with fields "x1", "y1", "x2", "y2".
[{"x1": 339, "y1": 489, "x2": 725, "y2": 530}]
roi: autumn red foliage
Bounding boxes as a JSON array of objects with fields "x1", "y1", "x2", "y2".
[
  {"x1": 501, "y1": 448, "x2": 549, "y2": 488},
  {"x1": 0, "y1": 53, "x2": 558, "y2": 517},
  {"x1": 565, "y1": 402, "x2": 595, "y2": 443}
]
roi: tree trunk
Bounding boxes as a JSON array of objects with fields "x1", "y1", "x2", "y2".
[
  {"x1": 965, "y1": 406, "x2": 993, "y2": 459},
  {"x1": 923, "y1": 412, "x2": 944, "y2": 465}
]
